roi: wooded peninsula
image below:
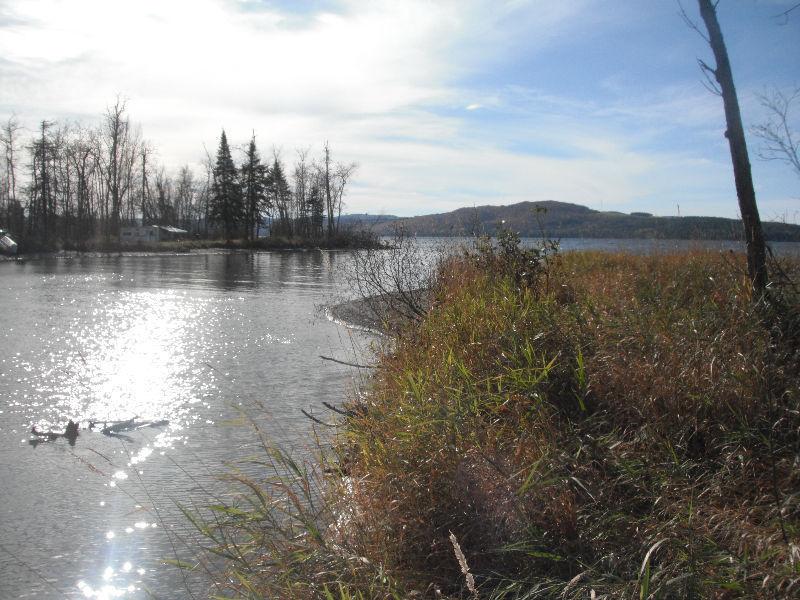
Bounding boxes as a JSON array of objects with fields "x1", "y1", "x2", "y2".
[{"x1": 0, "y1": 101, "x2": 370, "y2": 253}]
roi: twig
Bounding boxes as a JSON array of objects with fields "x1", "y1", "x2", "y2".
[
  {"x1": 300, "y1": 409, "x2": 335, "y2": 428},
  {"x1": 322, "y1": 401, "x2": 354, "y2": 417},
  {"x1": 774, "y1": 2, "x2": 800, "y2": 25},
  {"x1": 319, "y1": 354, "x2": 373, "y2": 369}
]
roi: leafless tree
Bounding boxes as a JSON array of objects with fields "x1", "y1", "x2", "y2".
[
  {"x1": 1, "y1": 116, "x2": 22, "y2": 227},
  {"x1": 175, "y1": 165, "x2": 196, "y2": 230},
  {"x1": 153, "y1": 167, "x2": 174, "y2": 225},
  {"x1": 136, "y1": 143, "x2": 155, "y2": 225},
  {"x1": 333, "y1": 161, "x2": 356, "y2": 233},
  {"x1": 293, "y1": 147, "x2": 311, "y2": 237},
  {"x1": 99, "y1": 97, "x2": 139, "y2": 239},
  {"x1": 66, "y1": 125, "x2": 99, "y2": 243},
  {"x1": 199, "y1": 144, "x2": 215, "y2": 236},
  {"x1": 320, "y1": 141, "x2": 356, "y2": 238},
  {"x1": 752, "y1": 87, "x2": 800, "y2": 181},
  {"x1": 685, "y1": 0, "x2": 768, "y2": 295},
  {"x1": 348, "y1": 226, "x2": 440, "y2": 331}
]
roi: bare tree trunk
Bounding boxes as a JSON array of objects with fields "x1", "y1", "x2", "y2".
[
  {"x1": 1, "y1": 117, "x2": 21, "y2": 228},
  {"x1": 324, "y1": 141, "x2": 333, "y2": 239},
  {"x1": 698, "y1": 0, "x2": 767, "y2": 296}
]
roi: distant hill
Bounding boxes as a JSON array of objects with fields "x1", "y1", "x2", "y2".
[
  {"x1": 359, "y1": 201, "x2": 800, "y2": 241},
  {"x1": 338, "y1": 213, "x2": 401, "y2": 227}
]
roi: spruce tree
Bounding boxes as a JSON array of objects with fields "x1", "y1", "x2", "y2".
[
  {"x1": 210, "y1": 130, "x2": 243, "y2": 240},
  {"x1": 308, "y1": 177, "x2": 324, "y2": 238},
  {"x1": 268, "y1": 157, "x2": 292, "y2": 235},
  {"x1": 240, "y1": 135, "x2": 268, "y2": 241}
]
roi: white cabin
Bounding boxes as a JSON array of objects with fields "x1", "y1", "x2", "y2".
[
  {"x1": 0, "y1": 229, "x2": 17, "y2": 255},
  {"x1": 120, "y1": 225, "x2": 188, "y2": 244}
]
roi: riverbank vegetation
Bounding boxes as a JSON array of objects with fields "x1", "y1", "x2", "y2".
[
  {"x1": 0, "y1": 101, "x2": 365, "y2": 253},
  {"x1": 188, "y1": 237, "x2": 799, "y2": 599},
  {"x1": 53, "y1": 228, "x2": 382, "y2": 254}
]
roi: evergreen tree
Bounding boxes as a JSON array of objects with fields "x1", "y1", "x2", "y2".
[
  {"x1": 240, "y1": 135, "x2": 268, "y2": 241},
  {"x1": 308, "y1": 176, "x2": 324, "y2": 238},
  {"x1": 268, "y1": 156, "x2": 292, "y2": 235},
  {"x1": 210, "y1": 130, "x2": 243, "y2": 240}
]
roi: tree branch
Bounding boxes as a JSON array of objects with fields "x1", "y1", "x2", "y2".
[{"x1": 774, "y1": 2, "x2": 800, "y2": 25}]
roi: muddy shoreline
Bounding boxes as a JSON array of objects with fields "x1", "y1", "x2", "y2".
[{"x1": 329, "y1": 291, "x2": 429, "y2": 334}]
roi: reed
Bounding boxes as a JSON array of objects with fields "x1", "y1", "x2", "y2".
[{"x1": 186, "y1": 239, "x2": 800, "y2": 599}]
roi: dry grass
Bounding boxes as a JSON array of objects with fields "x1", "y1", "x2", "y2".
[{"x1": 187, "y1": 242, "x2": 800, "y2": 599}]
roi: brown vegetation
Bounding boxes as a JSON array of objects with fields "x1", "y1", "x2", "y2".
[{"x1": 188, "y1": 240, "x2": 800, "y2": 599}]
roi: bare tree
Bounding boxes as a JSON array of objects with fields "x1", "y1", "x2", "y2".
[
  {"x1": 1, "y1": 116, "x2": 22, "y2": 227},
  {"x1": 293, "y1": 148, "x2": 312, "y2": 237},
  {"x1": 175, "y1": 165, "x2": 196, "y2": 230},
  {"x1": 66, "y1": 126, "x2": 99, "y2": 243},
  {"x1": 348, "y1": 226, "x2": 439, "y2": 332},
  {"x1": 99, "y1": 97, "x2": 139, "y2": 239},
  {"x1": 322, "y1": 141, "x2": 334, "y2": 238},
  {"x1": 320, "y1": 141, "x2": 356, "y2": 238},
  {"x1": 691, "y1": 0, "x2": 768, "y2": 295},
  {"x1": 199, "y1": 144, "x2": 215, "y2": 236},
  {"x1": 752, "y1": 87, "x2": 800, "y2": 180},
  {"x1": 333, "y1": 161, "x2": 357, "y2": 233},
  {"x1": 137, "y1": 143, "x2": 155, "y2": 225}
]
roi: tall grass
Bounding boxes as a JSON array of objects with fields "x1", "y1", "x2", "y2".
[{"x1": 187, "y1": 241, "x2": 800, "y2": 599}]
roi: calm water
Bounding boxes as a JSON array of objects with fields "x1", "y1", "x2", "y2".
[
  {"x1": 2, "y1": 238, "x2": 799, "y2": 599},
  {"x1": 0, "y1": 251, "x2": 371, "y2": 599}
]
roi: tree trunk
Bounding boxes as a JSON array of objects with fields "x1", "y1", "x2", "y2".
[
  {"x1": 698, "y1": 0, "x2": 767, "y2": 296},
  {"x1": 324, "y1": 142, "x2": 333, "y2": 239}
]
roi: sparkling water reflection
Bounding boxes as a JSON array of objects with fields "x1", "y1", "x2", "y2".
[{"x1": 0, "y1": 251, "x2": 370, "y2": 599}]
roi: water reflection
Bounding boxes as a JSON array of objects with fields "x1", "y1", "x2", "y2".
[
  {"x1": 0, "y1": 251, "x2": 368, "y2": 599},
  {"x1": 212, "y1": 252, "x2": 257, "y2": 290}
]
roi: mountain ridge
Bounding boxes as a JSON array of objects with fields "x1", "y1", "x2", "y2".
[{"x1": 342, "y1": 200, "x2": 800, "y2": 241}]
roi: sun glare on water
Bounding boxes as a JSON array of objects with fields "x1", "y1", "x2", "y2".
[{"x1": 55, "y1": 289, "x2": 215, "y2": 426}]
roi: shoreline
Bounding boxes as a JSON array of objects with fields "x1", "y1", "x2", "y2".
[
  {"x1": 329, "y1": 290, "x2": 430, "y2": 334},
  {"x1": 2, "y1": 245, "x2": 379, "y2": 262},
  {"x1": 328, "y1": 296, "x2": 391, "y2": 335}
]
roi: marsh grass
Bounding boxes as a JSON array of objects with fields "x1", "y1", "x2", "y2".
[{"x1": 186, "y1": 242, "x2": 800, "y2": 599}]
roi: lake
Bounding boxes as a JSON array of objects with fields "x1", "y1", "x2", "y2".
[
  {"x1": 1, "y1": 238, "x2": 799, "y2": 599},
  {"x1": 0, "y1": 251, "x2": 373, "y2": 599}
]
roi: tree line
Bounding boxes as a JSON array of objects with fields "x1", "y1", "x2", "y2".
[{"x1": 0, "y1": 99, "x2": 357, "y2": 248}]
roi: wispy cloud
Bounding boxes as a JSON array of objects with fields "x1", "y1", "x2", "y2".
[{"x1": 0, "y1": 0, "x2": 796, "y2": 219}]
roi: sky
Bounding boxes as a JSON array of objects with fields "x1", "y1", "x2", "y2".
[{"x1": 0, "y1": 0, "x2": 798, "y2": 220}]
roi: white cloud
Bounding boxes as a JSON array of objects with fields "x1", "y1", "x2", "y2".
[{"x1": 0, "y1": 0, "x2": 795, "y2": 220}]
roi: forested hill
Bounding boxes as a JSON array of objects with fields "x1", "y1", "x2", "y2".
[{"x1": 362, "y1": 200, "x2": 800, "y2": 241}]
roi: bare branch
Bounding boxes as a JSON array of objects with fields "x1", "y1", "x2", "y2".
[
  {"x1": 318, "y1": 355, "x2": 373, "y2": 369},
  {"x1": 697, "y1": 58, "x2": 721, "y2": 95},
  {"x1": 678, "y1": 0, "x2": 710, "y2": 42},
  {"x1": 774, "y1": 2, "x2": 800, "y2": 25},
  {"x1": 751, "y1": 86, "x2": 800, "y2": 179}
]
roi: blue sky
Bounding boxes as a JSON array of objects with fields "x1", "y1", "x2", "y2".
[{"x1": 0, "y1": 0, "x2": 798, "y2": 219}]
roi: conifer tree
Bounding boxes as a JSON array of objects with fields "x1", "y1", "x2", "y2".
[
  {"x1": 240, "y1": 135, "x2": 268, "y2": 241},
  {"x1": 210, "y1": 130, "x2": 243, "y2": 240},
  {"x1": 268, "y1": 156, "x2": 292, "y2": 235},
  {"x1": 308, "y1": 176, "x2": 324, "y2": 238}
]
